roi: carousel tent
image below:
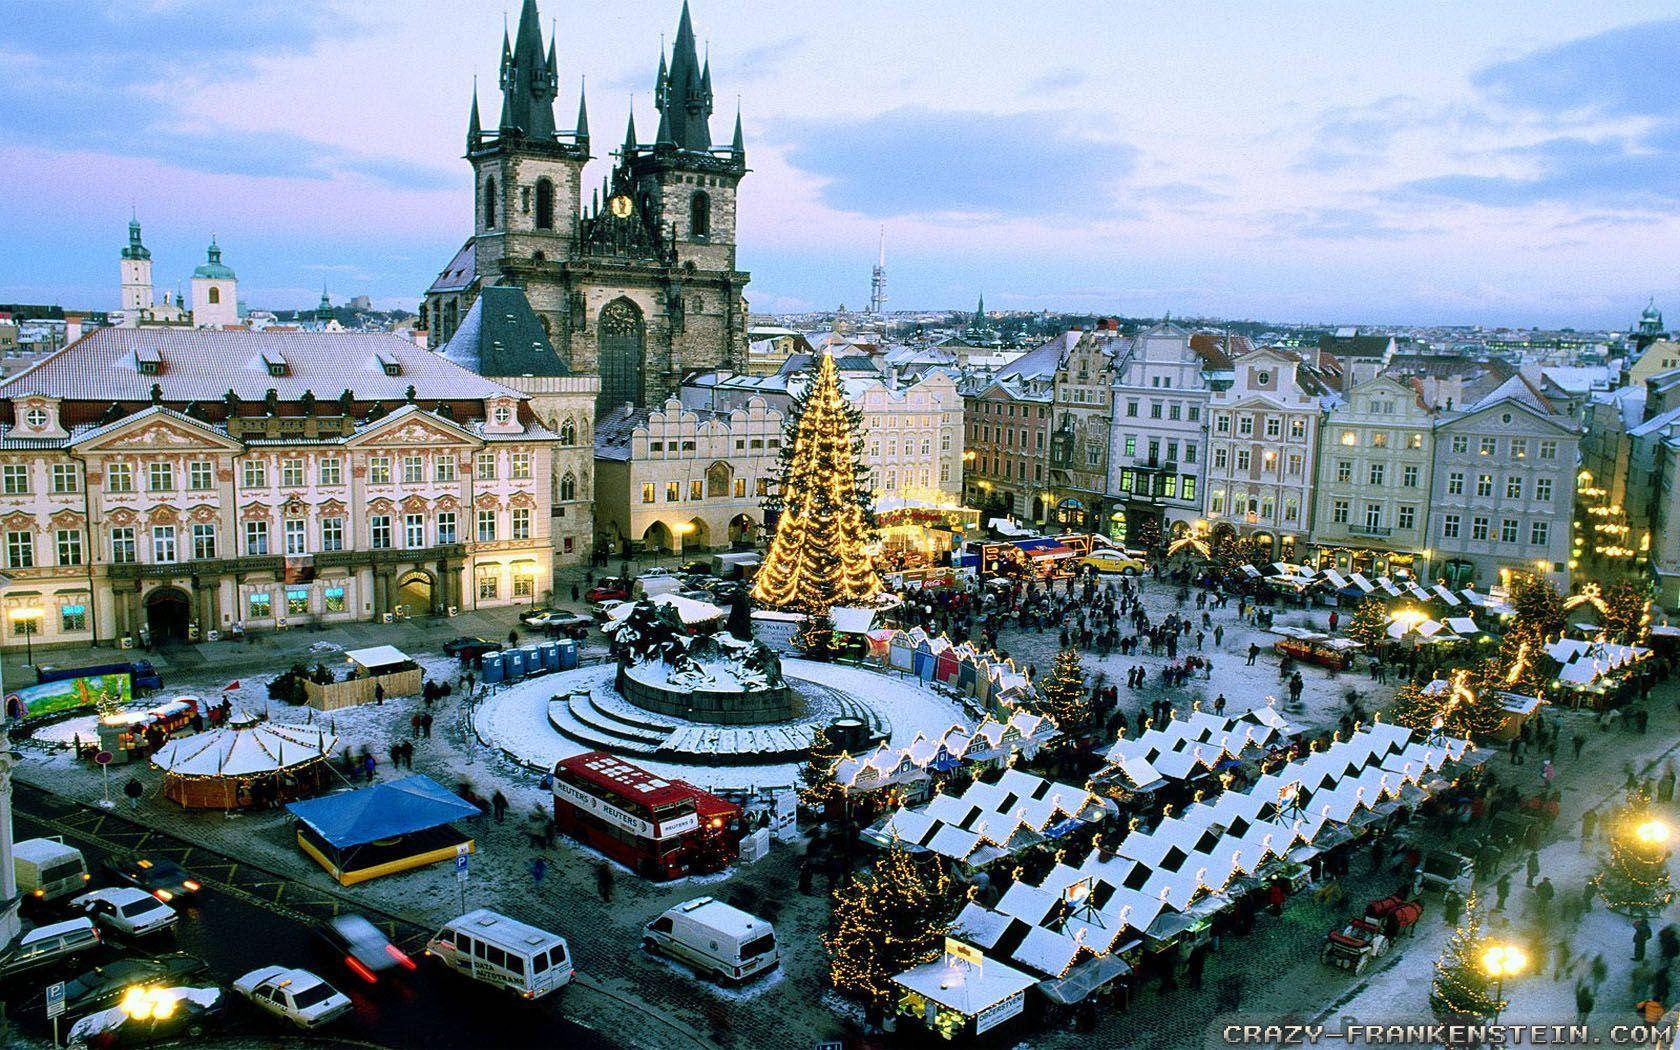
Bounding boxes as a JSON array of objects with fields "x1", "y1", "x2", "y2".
[
  {"x1": 286, "y1": 774, "x2": 480, "y2": 885},
  {"x1": 150, "y1": 717, "x2": 337, "y2": 809}
]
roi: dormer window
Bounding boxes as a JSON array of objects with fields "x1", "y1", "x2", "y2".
[
  {"x1": 24, "y1": 408, "x2": 47, "y2": 430},
  {"x1": 135, "y1": 346, "x2": 163, "y2": 375},
  {"x1": 494, "y1": 404, "x2": 513, "y2": 425},
  {"x1": 261, "y1": 350, "x2": 289, "y2": 377},
  {"x1": 376, "y1": 352, "x2": 401, "y2": 377}
]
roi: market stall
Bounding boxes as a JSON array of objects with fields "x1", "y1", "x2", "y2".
[
  {"x1": 892, "y1": 941, "x2": 1037, "y2": 1040},
  {"x1": 150, "y1": 717, "x2": 337, "y2": 810},
  {"x1": 286, "y1": 774, "x2": 479, "y2": 885},
  {"x1": 304, "y1": 645, "x2": 423, "y2": 710}
]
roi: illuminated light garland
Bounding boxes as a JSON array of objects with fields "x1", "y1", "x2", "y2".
[
  {"x1": 1429, "y1": 895, "x2": 1508, "y2": 1021},
  {"x1": 826, "y1": 842, "x2": 954, "y2": 1010},
  {"x1": 1593, "y1": 790, "x2": 1675, "y2": 915}
]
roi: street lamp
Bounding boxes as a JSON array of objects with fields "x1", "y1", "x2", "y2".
[
  {"x1": 670, "y1": 522, "x2": 694, "y2": 569},
  {"x1": 1635, "y1": 819, "x2": 1673, "y2": 848},
  {"x1": 1480, "y1": 942, "x2": 1528, "y2": 1023},
  {"x1": 8, "y1": 609, "x2": 39, "y2": 667}
]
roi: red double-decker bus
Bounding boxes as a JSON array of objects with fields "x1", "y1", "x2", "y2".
[{"x1": 550, "y1": 752, "x2": 742, "y2": 879}]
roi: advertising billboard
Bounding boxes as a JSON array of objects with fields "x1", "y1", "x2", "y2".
[{"x1": 5, "y1": 673, "x2": 132, "y2": 721}]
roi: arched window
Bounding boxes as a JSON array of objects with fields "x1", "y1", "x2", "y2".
[
  {"x1": 532, "y1": 250, "x2": 546, "y2": 264},
  {"x1": 483, "y1": 176, "x2": 497, "y2": 229},
  {"x1": 559, "y1": 473, "x2": 576, "y2": 501},
  {"x1": 535, "y1": 178, "x2": 555, "y2": 230},
  {"x1": 559, "y1": 418, "x2": 577, "y2": 444},
  {"x1": 689, "y1": 191, "x2": 710, "y2": 239},
  {"x1": 208, "y1": 287, "x2": 220, "y2": 304}
]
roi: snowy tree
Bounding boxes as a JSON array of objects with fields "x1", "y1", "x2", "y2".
[
  {"x1": 827, "y1": 843, "x2": 954, "y2": 1011},
  {"x1": 1035, "y1": 646, "x2": 1090, "y2": 738},
  {"x1": 798, "y1": 724, "x2": 843, "y2": 820},
  {"x1": 1594, "y1": 789, "x2": 1676, "y2": 915},
  {"x1": 1430, "y1": 895, "x2": 1504, "y2": 1021}
]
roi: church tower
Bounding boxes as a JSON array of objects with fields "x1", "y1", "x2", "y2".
[
  {"x1": 119, "y1": 217, "x2": 153, "y2": 326},
  {"x1": 189, "y1": 238, "x2": 239, "y2": 328}
]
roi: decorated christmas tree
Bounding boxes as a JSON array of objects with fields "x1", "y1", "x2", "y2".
[
  {"x1": 1600, "y1": 580, "x2": 1653, "y2": 644},
  {"x1": 1593, "y1": 790, "x2": 1676, "y2": 915},
  {"x1": 799, "y1": 724, "x2": 843, "y2": 820},
  {"x1": 753, "y1": 352, "x2": 881, "y2": 618},
  {"x1": 1429, "y1": 895, "x2": 1505, "y2": 1021},
  {"x1": 1389, "y1": 669, "x2": 1504, "y2": 742},
  {"x1": 1344, "y1": 597, "x2": 1390, "y2": 649},
  {"x1": 826, "y1": 843, "x2": 953, "y2": 1010},
  {"x1": 1035, "y1": 646, "x2": 1088, "y2": 736}
]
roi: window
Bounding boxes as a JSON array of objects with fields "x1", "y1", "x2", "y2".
[
  {"x1": 483, "y1": 175, "x2": 497, "y2": 228},
  {"x1": 641, "y1": 483, "x2": 655, "y2": 504},
  {"x1": 1476, "y1": 474, "x2": 1493, "y2": 498},
  {"x1": 478, "y1": 574, "x2": 498, "y2": 600},
  {"x1": 1181, "y1": 475, "x2": 1196, "y2": 501},
  {"x1": 1539, "y1": 440, "x2": 1557, "y2": 460},
  {"x1": 1264, "y1": 417, "x2": 1281, "y2": 438},
  {"x1": 60, "y1": 605, "x2": 86, "y2": 633},
  {"x1": 371, "y1": 515, "x2": 392, "y2": 549},
  {"x1": 535, "y1": 177, "x2": 555, "y2": 230},
  {"x1": 1210, "y1": 491, "x2": 1226, "y2": 514},
  {"x1": 665, "y1": 482, "x2": 680, "y2": 503},
  {"x1": 1451, "y1": 435, "x2": 1468, "y2": 454},
  {"x1": 436, "y1": 457, "x2": 456, "y2": 482},
  {"x1": 151, "y1": 525, "x2": 176, "y2": 563},
  {"x1": 188, "y1": 461, "x2": 213, "y2": 490},
  {"x1": 1125, "y1": 436, "x2": 1137, "y2": 457},
  {"x1": 287, "y1": 588, "x2": 308, "y2": 616},
  {"x1": 1511, "y1": 438, "x2": 1528, "y2": 460},
  {"x1": 512, "y1": 507, "x2": 531, "y2": 540},
  {"x1": 1531, "y1": 521, "x2": 1549, "y2": 546},
  {"x1": 1371, "y1": 432, "x2": 1388, "y2": 448},
  {"x1": 1236, "y1": 449, "x2": 1251, "y2": 471},
  {"x1": 321, "y1": 517, "x2": 344, "y2": 552},
  {"x1": 208, "y1": 287, "x2": 220, "y2": 305},
  {"x1": 324, "y1": 586, "x2": 346, "y2": 613},
  {"x1": 1397, "y1": 505, "x2": 1416, "y2": 530},
  {"x1": 477, "y1": 509, "x2": 496, "y2": 542},
  {"x1": 1535, "y1": 478, "x2": 1553, "y2": 502},
  {"x1": 55, "y1": 529, "x2": 81, "y2": 566},
  {"x1": 191, "y1": 523, "x2": 216, "y2": 560},
  {"x1": 245, "y1": 520, "x2": 269, "y2": 556},
  {"x1": 1237, "y1": 416, "x2": 1254, "y2": 436},
  {"x1": 1402, "y1": 465, "x2": 1419, "y2": 488},
  {"x1": 1213, "y1": 413, "x2": 1229, "y2": 433},
  {"x1": 1364, "y1": 504, "x2": 1382, "y2": 529},
  {"x1": 320, "y1": 458, "x2": 342, "y2": 486},
  {"x1": 369, "y1": 458, "x2": 392, "y2": 485},
  {"x1": 242, "y1": 461, "x2": 265, "y2": 488},
  {"x1": 402, "y1": 456, "x2": 424, "y2": 484},
  {"x1": 689, "y1": 479, "x2": 703, "y2": 500},
  {"x1": 1188, "y1": 405, "x2": 1200, "y2": 422},
  {"x1": 1447, "y1": 471, "x2": 1464, "y2": 495},
  {"x1": 1479, "y1": 437, "x2": 1496, "y2": 456},
  {"x1": 1169, "y1": 402, "x2": 1182, "y2": 421},
  {"x1": 1213, "y1": 448, "x2": 1228, "y2": 469},
  {"x1": 733, "y1": 478, "x2": 746, "y2": 498},
  {"x1": 1150, "y1": 402, "x2": 1163, "y2": 419},
  {"x1": 1340, "y1": 431, "x2": 1358, "y2": 447},
  {"x1": 475, "y1": 453, "x2": 496, "y2": 480},
  {"x1": 281, "y1": 459, "x2": 304, "y2": 487},
  {"x1": 107, "y1": 463, "x2": 134, "y2": 493},
  {"x1": 404, "y1": 514, "x2": 424, "y2": 548},
  {"x1": 435, "y1": 512, "x2": 456, "y2": 545},
  {"x1": 1500, "y1": 518, "x2": 1518, "y2": 544},
  {"x1": 1442, "y1": 514, "x2": 1460, "y2": 539},
  {"x1": 1408, "y1": 433, "x2": 1423, "y2": 449},
  {"x1": 513, "y1": 571, "x2": 534, "y2": 598},
  {"x1": 51, "y1": 464, "x2": 79, "y2": 494},
  {"x1": 1336, "y1": 460, "x2": 1352, "y2": 483},
  {"x1": 1505, "y1": 476, "x2": 1523, "y2": 499},
  {"x1": 941, "y1": 433, "x2": 951, "y2": 452},
  {"x1": 1287, "y1": 452, "x2": 1302, "y2": 476},
  {"x1": 690, "y1": 190, "x2": 711, "y2": 238},
  {"x1": 512, "y1": 453, "x2": 532, "y2": 480},
  {"x1": 111, "y1": 527, "x2": 135, "y2": 563},
  {"x1": 285, "y1": 518, "x2": 306, "y2": 554},
  {"x1": 1471, "y1": 516, "x2": 1489, "y2": 541},
  {"x1": 1332, "y1": 499, "x2": 1350, "y2": 524},
  {"x1": 147, "y1": 462, "x2": 173, "y2": 491},
  {"x1": 1289, "y1": 418, "x2": 1306, "y2": 440},
  {"x1": 248, "y1": 592, "x2": 271, "y2": 619},
  {"x1": 1368, "y1": 463, "x2": 1385, "y2": 486}
]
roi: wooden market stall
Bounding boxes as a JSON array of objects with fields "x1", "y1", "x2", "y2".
[{"x1": 150, "y1": 717, "x2": 337, "y2": 809}]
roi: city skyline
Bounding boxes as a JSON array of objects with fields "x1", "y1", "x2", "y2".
[{"x1": 1, "y1": 1, "x2": 1676, "y2": 328}]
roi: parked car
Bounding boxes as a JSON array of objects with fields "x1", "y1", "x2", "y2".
[
  {"x1": 678, "y1": 561, "x2": 712, "y2": 577},
  {"x1": 523, "y1": 610, "x2": 591, "y2": 636},
  {"x1": 0, "y1": 919, "x2": 102, "y2": 982},
  {"x1": 443, "y1": 637, "x2": 501, "y2": 663},
  {"x1": 1417, "y1": 850, "x2": 1475, "y2": 896},
  {"x1": 14, "y1": 837, "x2": 91, "y2": 904},
  {"x1": 642, "y1": 897, "x2": 779, "y2": 985},
  {"x1": 593, "y1": 600, "x2": 627, "y2": 622},
  {"x1": 638, "y1": 567, "x2": 674, "y2": 578},
  {"x1": 67, "y1": 985, "x2": 225, "y2": 1048},
  {"x1": 71, "y1": 888, "x2": 178, "y2": 939},
  {"x1": 519, "y1": 608, "x2": 566, "y2": 628},
  {"x1": 312, "y1": 914, "x2": 417, "y2": 985},
  {"x1": 103, "y1": 856, "x2": 201, "y2": 904},
  {"x1": 586, "y1": 580, "x2": 630, "y2": 604},
  {"x1": 1082, "y1": 553, "x2": 1146, "y2": 576},
  {"x1": 233, "y1": 966, "x2": 352, "y2": 1029},
  {"x1": 29, "y1": 953, "x2": 208, "y2": 1019}
]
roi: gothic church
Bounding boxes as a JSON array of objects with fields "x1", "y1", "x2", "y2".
[{"x1": 424, "y1": 0, "x2": 750, "y2": 417}]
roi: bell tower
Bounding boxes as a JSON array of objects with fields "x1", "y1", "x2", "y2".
[{"x1": 119, "y1": 216, "x2": 153, "y2": 326}]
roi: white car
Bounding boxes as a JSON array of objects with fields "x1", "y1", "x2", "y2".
[
  {"x1": 234, "y1": 966, "x2": 351, "y2": 1029},
  {"x1": 70, "y1": 887, "x2": 178, "y2": 938}
]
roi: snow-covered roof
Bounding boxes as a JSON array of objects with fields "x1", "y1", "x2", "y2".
[
  {"x1": 344, "y1": 645, "x2": 411, "y2": 670},
  {"x1": 892, "y1": 956, "x2": 1036, "y2": 1015},
  {"x1": 151, "y1": 718, "x2": 337, "y2": 777}
]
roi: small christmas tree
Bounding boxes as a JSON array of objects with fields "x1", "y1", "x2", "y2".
[
  {"x1": 1430, "y1": 894, "x2": 1504, "y2": 1021},
  {"x1": 1594, "y1": 790, "x2": 1676, "y2": 915},
  {"x1": 799, "y1": 724, "x2": 843, "y2": 821},
  {"x1": 827, "y1": 843, "x2": 954, "y2": 1010},
  {"x1": 1389, "y1": 669, "x2": 1504, "y2": 742},
  {"x1": 1601, "y1": 580, "x2": 1652, "y2": 644},
  {"x1": 1035, "y1": 646, "x2": 1089, "y2": 737},
  {"x1": 1344, "y1": 598, "x2": 1390, "y2": 649},
  {"x1": 795, "y1": 600, "x2": 839, "y2": 661}
]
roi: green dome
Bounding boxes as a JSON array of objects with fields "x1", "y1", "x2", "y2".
[{"x1": 192, "y1": 238, "x2": 236, "y2": 280}]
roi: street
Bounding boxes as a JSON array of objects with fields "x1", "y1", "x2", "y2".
[{"x1": 5, "y1": 783, "x2": 618, "y2": 1049}]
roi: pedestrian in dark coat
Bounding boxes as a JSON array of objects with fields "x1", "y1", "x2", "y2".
[
  {"x1": 420, "y1": 712, "x2": 434, "y2": 738},
  {"x1": 1526, "y1": 849, "x2": 1540, "y2": 887},
  {"x1": 1635, "y1": 917, "x2": 1653, "y2": 961},
  {"x1": 491, "y1": 790, "x2": 509, "y2": 823}
]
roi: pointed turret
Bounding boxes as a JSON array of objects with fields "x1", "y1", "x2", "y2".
[
  {"x1": 655, "y1": 50, "x2": 668, "y2": 109},
  {"x1": 700, "y1": 57, "x2": 714, "y2": 114},
  {"x1": 122, "y1": 216, "x2": 151, "y2": 261},
  {"x1": 466, "y1": 81, "x2": 482, "y2": 153},
  {"x1": 655, "y1": 1, "x2": 712, "y2": 150},
  {"x1": 621, "y1": 108, "x2": 638, "y2": 158},
  {"x1": 498, "y1": 0, "x2": 557, "y2": 141},
  {"x1": 731, "y1": 106, "x2": 744, "y2": 157},
  {"x1": 574, "y1": 80, "x2": 590, "y2": 150}
]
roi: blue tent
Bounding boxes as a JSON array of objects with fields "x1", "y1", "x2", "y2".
[{"x1": 288, "y1": 774, "x2": 479, "y2": 849}]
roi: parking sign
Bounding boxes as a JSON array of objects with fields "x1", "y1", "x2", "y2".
[{"x1": 46, "y1": 981, "x2": 65, "y2": 1019}]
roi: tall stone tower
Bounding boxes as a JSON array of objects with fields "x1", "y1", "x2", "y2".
[
  {"x1": 119, "y1": 217, "x2": 153, "y2": 327},
  {"x1": 189, "y1": 238, "x2": 238, "y2": 328},
  {"x1": 425, "y1": 0, "x2": 750, "y2": 419}
]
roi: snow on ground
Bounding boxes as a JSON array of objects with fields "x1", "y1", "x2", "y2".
[{"x1": 474, "y1": 657, "x2": 973, "y2": 793}]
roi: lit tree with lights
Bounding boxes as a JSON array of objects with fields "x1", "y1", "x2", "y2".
[
  {"x1": 1429, "y1": 895, "x2": 1506, "y2": 1022},
  {"x1": 799, "y1": 724, "x2": 844, "y2": 821},
  {"x1": 1388, "y1": 669, "x2": 1504, "y2": 742},
  {"x1": 1600, "y1": 580, "x2": 1652, "y2": 644},
  {"x1": 1034, "y1": 646, "x2": 1088, "y2": 738},
  {"x1": 827, "y1": 843, "x2": 954, "y2": 1011},
  {"x1": 1594, "y1": 789, "x2": 1675, "y2": 915},
  {"x1": 1344, "y1": 598, "x2": 1390, "y2": 648},
  {"x1": 753, "y1": 352, "x2": 881, "y2": 621}
]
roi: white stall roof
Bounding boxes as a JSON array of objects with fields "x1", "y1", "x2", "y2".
[{"x1": 345, "y1": 645, "x2": 411, "y2": 670}]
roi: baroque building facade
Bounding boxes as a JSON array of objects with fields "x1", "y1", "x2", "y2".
[
  {"x1": 424, "y1": 0, "x2": 749, "y2": 417},
  {"x1": 0, "y1": 329, "x2": 557, "y2": 653},
  {"x1": 1308, "y1": 374, "x2": 1436, "y2": 577},
  {"x1": 1046, "y1": 327, "x2": 1125, "y2": 533}
]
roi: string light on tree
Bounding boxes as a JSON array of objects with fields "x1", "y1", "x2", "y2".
[
  {"x1": 1430, "y1": 894, "x2": 1508, "y2": 1022},
  {"x1": 826, "y1": 842, "x2": 954, "y2": 1011},
  {"x1": 1594, "y1": 791, "x2": 1675, "y2": 915}
]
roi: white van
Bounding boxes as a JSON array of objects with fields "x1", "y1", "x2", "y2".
[
  {"x1": 0, "y1": 918, "x2": 101, "y2": 981},
  {"x1": 634, "y1": 575, "x2": 682, "y2": 599},
  {"x1": 643, "y1": 897, "x2": 778, "y2": 985},
  {"x1": 14, "y1": 838, "x2": 90, "y2": 903},
  {"x1": 425, "y1": 909, "x2": 572, "y2": 1000},
  {"x1": 711, "y1": 552, "x2": 761, "y2": 580}
]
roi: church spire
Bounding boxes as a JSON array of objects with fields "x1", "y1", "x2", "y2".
[
  {"x1": 622, "y1": 107, "x2": 638, "y2": 158},
  {"x1": 574, "y1": 78, "x2": 589, "y2": 151},
  {"x1": 498, "y1": 0, "x2": 558, "y2": 141},
  {"x1": 731, "y1": 103, "x2": 744, "y2": 157},
  {"x1": 655, "y1": 1, "x2": 712, "y2": 150},
  {"x1": 466, "y1": 79, "x2": 482, "y2": 153}
]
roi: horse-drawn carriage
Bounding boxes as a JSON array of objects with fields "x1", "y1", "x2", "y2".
[{"x1": 1321, "y1": 896, "x2": 1424, "y2": 974}]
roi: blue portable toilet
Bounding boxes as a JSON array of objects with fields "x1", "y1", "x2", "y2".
[
  {"x1": 539, "y1": 641, "x2": 561, "y2": 672},
  {"x1": 557, "y1": 639, "x2": 579, "y2": 670},
  {"x1": 480, "y1": 650, "x2": 505, "y2": 685},
  {"x1": 522, "y1": 645, "x2": 544, "y2": 675},
  {"x1": 503, "y1": 648, "x2": 526, "y2": 679}
]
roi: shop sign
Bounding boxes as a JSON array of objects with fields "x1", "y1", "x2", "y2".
[{"x1": 975, "y1": 990, "x2": 1024, "y2": 1034}]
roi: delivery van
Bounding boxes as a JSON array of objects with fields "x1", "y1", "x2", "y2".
[
  {"x1": 425, "y1": 909, "x2": 572, "y2": 999},
  {"x1": 14, "y1": 838, "x2": 90, "y2": 903},
  {"x1": 642, "y1": 897, "x2": 779, "y2": 985},
  {"x1": 710, "y1": 552, "x2": 761, "y2": 580}
]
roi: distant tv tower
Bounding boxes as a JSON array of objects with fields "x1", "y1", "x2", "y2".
[{"x1": 869, "y1": 225, "x2": 887, "y2": 316}]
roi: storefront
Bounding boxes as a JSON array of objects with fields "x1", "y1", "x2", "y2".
[
  {"x1": 1307, "y1": 545, "x2": 1419, "y2": 579},
  {"x1": 877, "y1": 494, "x2": 981, "y2": 569}
]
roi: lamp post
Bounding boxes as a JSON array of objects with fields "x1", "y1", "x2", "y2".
[
  {"x1": 8, "y1": 609, "x2": 39, "y2": 667},
  {"x1": 670, "y1": 522, "x2": 694, "y2": 570},
  {"x1": 1480, "y1": 942, "x2": 1528, "y2": 1023}
]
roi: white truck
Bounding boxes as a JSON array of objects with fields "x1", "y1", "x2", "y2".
[
  {"x1": 642, "y1": 897, "x2": 779, "y2": 985},
  {"x1": 14, "y1": 837, "x2": 89, "y2": 903}
]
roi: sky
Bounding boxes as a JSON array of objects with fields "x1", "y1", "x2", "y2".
[{"x1": 1, "y1": 0, "x2": 1677, "y2": 328}]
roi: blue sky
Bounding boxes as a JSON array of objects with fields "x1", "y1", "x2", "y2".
[{"x1": 1, "y1": 0, "x2": 1676, "y2": 328}]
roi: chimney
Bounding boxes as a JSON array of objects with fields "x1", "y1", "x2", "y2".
[{"x1": 64, "y1": 314, "x2": 83, "y2": 345}]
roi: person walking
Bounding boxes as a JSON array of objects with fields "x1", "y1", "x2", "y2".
[
  {"x1": 596, "y1": 860, "x2": 615, "y2": 902},
  {"x1": 1575, "y1": 983, "x2": 1595, "y2": 1025},
  {"x1": 374, "y1": 682, "x2": 385, "y2": 706},
  {"x1": 1496, "y1": 872, "x2": 1511, "y2": 911},
  {"x1": 420, "y1": 712, "x2": 434, "y2": 738},
  {"x1": 1442, "y1": 888, "x2": 1463, "y2": 926},
  {"x1": 1526, "y1": 849, "x2": 1540, "y2": 888},
  {"x1": 123, "y1": 777, "x2": 144, "y2": 811},
  {"x1": 489, "y1": 790, "x2": 508, "y2": 823},
  {"x1": 1635, "y1": 917, "x2": 1653, "y2": 961},
  {"x1": 531, "y1": 856, "x2": 547, "y2": 887},
  {"x1": 1534, "y1": 876, "x2": 1555, "y2": 917},
  {"x1": 1246, "y1": 643, "x2": 1260, "y2": 666}
]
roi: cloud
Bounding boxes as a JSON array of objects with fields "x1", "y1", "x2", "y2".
[
  {"x1": 1271, "y1": 207, "x2": 1422, "y2": 241},
  {"x1": 1026, "y1": 67, "x2": 1087, "y2": 94},
  {"x1": 1134, "y1": 182, "x2": 1227, "y2": 207},
  {"x1": 776, "y1": 106, "x2": 1136, "y2": 218},
  {"x1": 1474, "y1": 19, "x2": 1680, "y2": 121}
]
